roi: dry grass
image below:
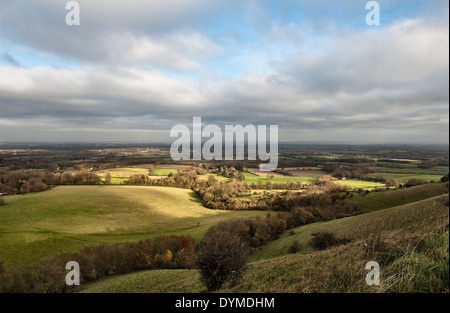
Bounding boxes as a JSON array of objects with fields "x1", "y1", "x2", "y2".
[{"x1": 226, "y1": 194, "x2": 449, "y2": 293}]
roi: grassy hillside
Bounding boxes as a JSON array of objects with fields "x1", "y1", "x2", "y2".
[
  {"x1": 0, "y1": 186, "x2": 268, "y2": 270},
  {"x1": 80, "y1": 194, "x2": 449, "y2": 293},
  {"x1": 228, "y1": 194, "x2": 449, "y2": 293},
  {"x1": 348, "y1": 182, "x2": 449, "y2": 213},
  {"x1": 80, "y1": 269, "x2": 203, "y2": 293}
]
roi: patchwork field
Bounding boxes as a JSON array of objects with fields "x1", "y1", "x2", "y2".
[{"x1": 0, "y1": 186, "x2": 269, "y2": 270}]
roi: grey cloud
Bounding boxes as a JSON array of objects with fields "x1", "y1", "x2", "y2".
[
  {"x1": 0, "y1": 2, "x2": 448, "y2": 144},
  {"x1": 0, "y1": 0, "x2": 235, "y2": 69},
  {"x1": 0, "y1": 52, "x2": 20, "y2": 66}
]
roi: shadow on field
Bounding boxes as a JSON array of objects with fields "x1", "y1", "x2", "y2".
[{"x1": 188, "y1": 191, "x2": 203, "y2": 205}]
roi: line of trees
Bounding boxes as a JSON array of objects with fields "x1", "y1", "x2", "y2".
[{"x1": 0, "y1": 171, "x2": 104, "y2": 195}]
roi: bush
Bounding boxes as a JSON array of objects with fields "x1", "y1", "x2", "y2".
[
  {"x1": 310, "y1": 231, "x2": 350, "y2": 250},
  {"x1": 404, "y1": 178, "x2": 427, "y2": 188},
  {"x1": 197, "y1": 230, "x2": 249, "y2": 291},
  {"x1": 288, "y1": 240, "x2": 302, "y2": 254}
]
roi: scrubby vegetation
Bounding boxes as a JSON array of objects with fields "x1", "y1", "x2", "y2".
[
  {"x1": 310, "y1": 231, "x2": 351, "y2": 250},
  {"x1": 0, "y1": 236, "x2": 197, "y2": 293}
]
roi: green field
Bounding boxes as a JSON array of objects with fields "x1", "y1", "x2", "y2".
[
  {"x1": 197, "y1": 173, "x2": 230, "y2": 183},
  {"x1": 334, "y1": 179, "x2": 386, "y2": 190},
  {"x1": 80, "y1": 193, "x2": 449, "y2": 293},
  {"x1": 369, "y1": 164, "x2": 448, "y2": 182},
  {"x1": 0, "y1": 186, "x2": 269, "y2": 270},
  {"x1": 242, "y1": 172, "x2": 317, "y2": 184},
  {"x1": 101, "y1": 177, "x2": 129, "y2": 184},
  {"x1": 152, "y1": 168, "x2": 178, "y2": 176}
]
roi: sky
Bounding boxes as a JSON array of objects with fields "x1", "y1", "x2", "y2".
[{"x1": 0, "y1": 0, "x2": 448, "y2": 144}]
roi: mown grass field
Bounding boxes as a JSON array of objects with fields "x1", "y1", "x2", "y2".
[
  {"x1": 80, "y1": 193, "x2": 449, "y2": 293},
  {"x1": 0, "y1": 186, "x2": 269, "y2": 270},
  {"x1": 334, "y1": 179, "x2": 386, "y2": 190},
  {"x1": 95, "y1": 168, "x2": 150, "y2": 179},
  {"x1": 197, "y1": 173, "x2": 230, "y2": 183},
  {"x1": 152, "y1": 168, "x2": 178, "y2": 176},
  {"x1": 101, "y1": 177, "x2": 129, "y2": 184},
  {"x1": 242, "y1": 172, "x2": 317, "y2": 184}
]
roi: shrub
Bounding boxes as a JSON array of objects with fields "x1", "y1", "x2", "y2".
[
  {"x1": 310, "y1": 231, "x2": 350, "y2": 250},
  {"x1": 404, "y1": 178, "x2": 427, "y2": 188},
  {"x1": 197, "y1": 230, "x2": 249, "y2": 291},
  {"x1": 288, "y1": 240, "x2": 302, "y2": 254}
]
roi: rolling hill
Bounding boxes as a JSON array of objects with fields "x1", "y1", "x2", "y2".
[{"x1": 80, "y1": 193, "x2": 449, "y2": 293}]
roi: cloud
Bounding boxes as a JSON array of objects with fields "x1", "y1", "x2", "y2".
[
  {"x1": 0, "y1": 1, "x2": 448, "y2": 144},
  {"x1": 0, "y1": 0, "x2": 229, "y2": 70},
  {"x1": 0, "y1": 52, "x2": 20, "y2": 67}
]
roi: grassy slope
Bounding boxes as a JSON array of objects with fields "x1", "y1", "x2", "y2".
[
  {"x1": 228, "y1": 194, "x2": 449, "y2": 293},
  {"x1": 80, "y1": 193, "x2": 449, "y2": 293},
  {"x1": 348, "y1": 182, "x2": 449, "y2": 213},
  {"x1": 0, "y1": 186, "x2": 268, "y2": 270},
  {"x1": 80, "y1": 269, "x2": 203, "y2": 293}
]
